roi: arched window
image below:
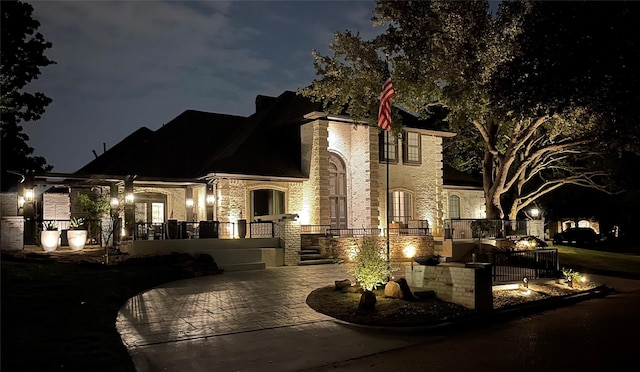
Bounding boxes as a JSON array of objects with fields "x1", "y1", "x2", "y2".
[
  {"x1": 389, "y1": 190, "x2": 413, "y2": 224},
  {"x1": 449, "y1": 195, "x2": 461, "y2": 219},
  {"x1": 251, "y1": 189, "x2": 285, "y2": 218},
  {"x1": 329, "y1": 153, "x2": 348, "y2": 228}
]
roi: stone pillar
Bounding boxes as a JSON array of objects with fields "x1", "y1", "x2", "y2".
[
  {"x1": 124, "y1": 176, "x2": 135, "y2": 239},
  {"x1": 280, "y1": 219, "x2": 301, "y2": 266},
  {"x1": 1, "y1": 216, "x2": 24, "y2": 250}
]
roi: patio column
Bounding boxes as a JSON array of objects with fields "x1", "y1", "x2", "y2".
[{"x1": 124, "y1": 176, "x2": 135, "y2": 239}]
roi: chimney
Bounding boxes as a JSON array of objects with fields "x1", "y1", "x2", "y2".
[{"x1": 255, "y1": 95, "x2": 276, "y2": 112}]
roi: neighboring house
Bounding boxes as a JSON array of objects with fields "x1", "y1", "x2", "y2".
[{"x1": 71, "y1": 90, "x2": 458, "y2": 239}]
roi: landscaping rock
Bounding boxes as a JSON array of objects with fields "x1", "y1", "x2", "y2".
[
  {"x1": 395, "y1": 277, "x2": 418, "y2": 301},
  {"x1": 358, "y1": 290, "x2": 377, "y2": 311},
  {"x1": 335, "y1": 279, "x2": 352, "y2": 290},
  {"x1": 384, "y1": 281, "x2": 403, "y2": 299}
]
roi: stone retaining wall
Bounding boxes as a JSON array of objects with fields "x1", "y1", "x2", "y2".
[
  {"x1": 405, "y1": 263, "x2": 493, "y2": 310},
  {"x1": 319, "y1": 235, "x2": 434, "y2": 263}
]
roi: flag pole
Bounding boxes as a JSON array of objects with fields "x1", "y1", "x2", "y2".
[
  {"x1": 379, "y1": 56, "x2": 395, "y2": 282},
  {"x1": 386, "y1": 130, "x2": 390, "y2": 281}
]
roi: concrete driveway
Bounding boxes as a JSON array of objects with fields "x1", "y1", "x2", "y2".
[{"x1": 116, "y1": 266, "x2": 637, "y2": 371}]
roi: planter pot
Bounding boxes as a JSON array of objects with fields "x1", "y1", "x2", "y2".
[
  {"x1": 67, "y1": 230, "x2": 87, "y2": 251},
  {"x1": 238, "y1": 219, "x2": 247, "y2": 239},
  {"x1": 40, "y1": 230, "x2": 60, "y2": 252}
]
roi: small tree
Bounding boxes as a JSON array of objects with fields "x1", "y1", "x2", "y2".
[
  {"x1": 76, "y1": 193, "x2": 109, "y2": 244},
  {"x1": 348, "y1": 237, "x2": 391, "y2": 291}
]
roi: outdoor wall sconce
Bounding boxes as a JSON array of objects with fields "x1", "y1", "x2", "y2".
[
  {"x1": 523, "y1": 277, "x2": 529, "y2": 289},
  {"x1": 186, "y1": 198, "x2": 194, "y2": 207},
  {"x1": 110, "y1": 197, "x2": 119, "y2": 208},
  {"x1": 206, "y1": 195, "x2": 215, "y2": 205},
  {"x1": 530, "y1": 207, "x2": 540, "y2": 219},
  {"x1": 24, "y1": 189, "x2": 34, "y2": 202},
  {"x1": 125, "y1": 193, "x2": 134, "y2": 204}
]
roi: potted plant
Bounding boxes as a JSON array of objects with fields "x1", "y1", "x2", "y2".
[
  {"x1": 67, "y1": 217, "x2": 87, "y2": 251},
  {"x1": 41, "y1": 221, "x2": 60, "y2": 252}
]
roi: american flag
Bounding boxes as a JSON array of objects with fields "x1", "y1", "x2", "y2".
[{"x1": 378, "y1": 61, "x2": 395, "y2": 131}]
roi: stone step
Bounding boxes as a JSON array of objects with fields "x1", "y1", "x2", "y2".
[
  {"x1": 301, "y1": 253, "x2": 325, "y2": 260},
  {"x1": 299, "y1": 258, "x2": 335, "y2": 266},
  {"x1": 301, "y1": 248, "x2": 320, "y2": 255}
]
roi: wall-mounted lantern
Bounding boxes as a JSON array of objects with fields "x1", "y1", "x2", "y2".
[{"x1": 24, "y1": 188, "x2": 34, "y2": 203}]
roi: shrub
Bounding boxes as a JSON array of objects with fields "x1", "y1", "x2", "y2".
[{"x1": 348, "y1": 237, "x2": 392, "y2": 291}]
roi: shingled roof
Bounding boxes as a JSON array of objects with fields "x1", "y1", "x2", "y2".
[{"x1": 75, "y1": 91, "x2": 322, "y2": 181}]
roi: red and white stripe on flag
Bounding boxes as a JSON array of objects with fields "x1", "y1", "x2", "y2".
[{"x1": 378, "y1": 62, "x2": 395, "y2": 131}]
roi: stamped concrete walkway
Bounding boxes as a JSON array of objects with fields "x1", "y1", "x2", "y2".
[{"x1": 116, "y1": 264, "x2": 438, "y2": 372}]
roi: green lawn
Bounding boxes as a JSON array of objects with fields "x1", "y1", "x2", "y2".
[{"x1": 554, "y1": 244, "x2": 640, "y2": 280}]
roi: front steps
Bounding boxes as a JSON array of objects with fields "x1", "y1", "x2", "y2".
[{"x1": 299, "y1": 237, "x2": 334, "y2": 266}]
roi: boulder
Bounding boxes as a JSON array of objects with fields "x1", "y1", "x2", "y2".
[
  {"x1": 384, "y1": 281, "x2": 403, "y2": 299},
  {"x1": 358, "y1": 290, "x2": 377, "y2": 311},
  {"x1": 334, "y1": 279, "x2": 352, "y2": 290},
  {"x1": 395, "y1": 278, "x2": 418, "y2": 301}
]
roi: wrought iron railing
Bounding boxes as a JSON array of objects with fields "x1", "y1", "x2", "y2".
[
  {"x1": 492, "y1": 248, "x2": 559, "y2": 282},
  {"x1": 249, "y1": 221, "x2": 274, "y2": 238},
  {"x1": 446, "y1": 219, "x2": 528, "y2": 240},
  {"x1": 300, "y1": 224, "x2": 331, "y2": 234},
  {"x1": 326, "y1": 227, "x2": 431, "y2": 238}
]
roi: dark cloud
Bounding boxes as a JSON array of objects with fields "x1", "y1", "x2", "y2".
[{"x1": 23, "y1": 0, "x2": 377, "y2": 172}]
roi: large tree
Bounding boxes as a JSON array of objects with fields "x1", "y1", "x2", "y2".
[
  {"x1": 301, "y1": 0, "x2": 639, "y2": 220},
  {"x1": 1, "y1": 0, "x2": 55, "y2": 191}
]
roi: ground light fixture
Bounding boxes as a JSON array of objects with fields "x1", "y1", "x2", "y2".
[
  {"x1": 403, "y1": 245, "x2": 416, "y2": 270},
  {"x1": 567, "y1": 275, "x2": 573, "y2": 288},
  {"x1": 523, "y1": 277, "x2": 529, "y2": 288}
]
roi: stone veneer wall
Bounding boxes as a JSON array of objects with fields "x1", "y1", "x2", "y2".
[
  {"x1": 407, "y1": 264, "x2": 493, "y2": 310},
  {"x1": 442, "y1": 187, "x2": 486, "y2": 221},
  {"x1": 1, "y1": 216, "x2": 24, "y2": 250},
  {"x1": 318, "y1": 236, "x2": 434, "y2": 263},
  {"x1": 276, "y1": 219, "x2": 301, "y2": 265},
  {"x1": 1, "y1": 192, "x2": 18, "y2": 216},
  {"x1": 327, "y1": 122, "x2": 379, "y2": 229},
  {"x1": 378, "y1": 134, "x2": 444, "y2": 233}
]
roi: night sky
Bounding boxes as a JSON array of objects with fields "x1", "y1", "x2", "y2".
[{"x1": 23, "y1": 0, "x2": 383, "y2": 173}]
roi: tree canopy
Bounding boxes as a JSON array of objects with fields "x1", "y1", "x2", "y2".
[
  {"x1": 301, "y1": 0, "x2": 640, "y2": 220},
  {"x1": 1, "y1": 0, "x2": 55, "y2": 191}
]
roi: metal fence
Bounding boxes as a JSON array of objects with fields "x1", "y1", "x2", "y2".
[
  {"x1": 325, "y1": 227, "x2": 431, "y2": 238},
  {"x1": 447, "y1": 219, "x2": 528, "y2": 240},
  {"x1": 492, "y1": 248, "x2": 560, "y2": 283}
]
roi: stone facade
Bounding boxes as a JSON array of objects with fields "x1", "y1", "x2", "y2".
[
  {"x1": 1, "y1": 216, "x2": 24, "y2": 250},
  {"x1": 406, "y1": 264, "x2": 493, "y2": 310},
  {"x1": 319, "y1": 236, "x2": 435, "y2": 263},
  {"x1": 379, "y1": 132, "x2": 444, "y2": 232}
]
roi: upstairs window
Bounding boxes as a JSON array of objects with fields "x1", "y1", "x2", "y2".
[
  {"x1": 403, "y1": 132, "x2": 421, "y2": 164},
  {"x1": 379, "y1": 131, "x2": 398, "y2": 163}
]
